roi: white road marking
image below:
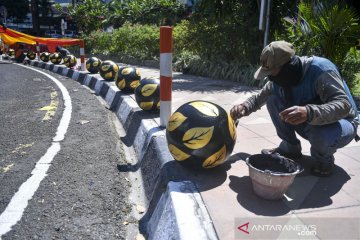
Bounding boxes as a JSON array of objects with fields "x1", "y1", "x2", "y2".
[{"x1": 0, "y1": 64, "x2": 72, "y2": 237}]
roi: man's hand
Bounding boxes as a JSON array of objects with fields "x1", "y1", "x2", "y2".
[
  {"x1": 279, "y1": 106, "x2": 308, "y2": 125},
  {"x1": 230, "y1": 104, "x2": 245, "y2": 120}
]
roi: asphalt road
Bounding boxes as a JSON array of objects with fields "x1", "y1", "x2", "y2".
[{"x1": 0, "y1": 62, "x2": 135, "y2": 239}]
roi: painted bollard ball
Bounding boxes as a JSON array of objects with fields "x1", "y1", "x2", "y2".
[
  {"x1": 63, "y1": 55, "x2": 77, "y2": 68},
  {"x1": 115, "y1": 67, "x2": 141, "y2": 92},
  {"x1": 27, "y1": 51, "x2": 36, "y2": 60},
  {"x1": 86, "y1": 57, "x2": 102, "y2": 73},
  {"x1": 49, "y1": 52, "x2": 62, "y2": 64},
  {"x1": 40, "y1": 52, "x2": 50, "y2": 62},
  {"x1": 134, "y1": 78, "x2": 160, "y2": 111},
  {"x1": 8, "y1": 49, "x2": 15, "y2": 56},
  {"x1": 166, "y1": 101, "x2": 237, "y2": 169},
  {"x1": 99, "y1": 60, "x2": 119, "y2": 81}
]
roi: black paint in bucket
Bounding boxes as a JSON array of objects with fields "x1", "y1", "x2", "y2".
[{"x1": 247, "y1": 154, "x2": 299, "y2": 174}]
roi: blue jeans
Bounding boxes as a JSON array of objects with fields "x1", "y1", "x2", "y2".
[{"x1": 267, "y1": 95, "x2": 357, "y2": 164}]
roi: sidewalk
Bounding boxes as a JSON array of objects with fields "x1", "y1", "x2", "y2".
[
  {"x1": 27, "y1": 59, "x2": 360, "y2": 239},
  {"x1": 139, "y1": 66, "x2": 360, "y2": 240}
]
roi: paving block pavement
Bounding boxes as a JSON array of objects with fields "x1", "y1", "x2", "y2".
[{"x1": 27, "y1": 59, "x2": 360, "y2": 239}]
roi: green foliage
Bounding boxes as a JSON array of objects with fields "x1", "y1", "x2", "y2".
[
  {"x1": 68, "y1": 0, "x2": 301, "y2": 86},
  {"x1": 173, "y1": 50, "x2": 257, "y2": 85},
  {"x1": 65, "y1": 0, "x2": 109, "y2": 34},
  {"x1": 190, "y1": 1, "x2": 261, "y2": 64},
  {"x1": 81, "y1": 0, "x2": 331, "y2": 86},
  {"x1": 84, "y1": 31, "x2": 112, "y2": 55},
  {"x1": 342, "y1": 48, "x2": 360, "y2": 92},
  {"x1": 105, "y1": 0, "x2": 186, "y2": 28},
  {"x1": 169, "y1": 0, "x2": 297, "y2": 85},
  {"x1": 351, "y1": 73, "x2": 360, "y2": 96},
  {"x1": 279, "y1": 1, "x2": 360, "y2": 67},
  {"x1": 172, "y1": 19, "x2": 190, "y2": 54},
  {"x1": 84, "y1": 23, "x2": 159, "y2": 61},
  {"x1": 113, "y1": 23, "x2": 160, "y2": 60},
  {"x1": 63, "y1": 0, "x2": 185, "y2": 34},
  {"x1": 278, "y1": 1, "x2": 360, "y2": 92},
  {"x1": 191, "y1": 0, "x2": 299, "y2": 62},
  {"x1": 172, "y1": 19, "x2": 258, "y2": 85},
  {"x1": 83, "y1": 19, "x2": 260, "y2": 86}
]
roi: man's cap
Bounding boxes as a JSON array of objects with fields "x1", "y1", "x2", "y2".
[{"x1": 254, "y1": 41, "x2": 295, "y2": 80}]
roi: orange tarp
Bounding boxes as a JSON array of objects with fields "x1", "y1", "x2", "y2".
[{"x1": 0, "y1": 26, "x2": 81, "y2": 52}]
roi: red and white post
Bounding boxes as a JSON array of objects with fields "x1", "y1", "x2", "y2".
[
  {"x1": 160, "y1": 26, "x2": 173, "y2": 128},
  {"x1": 4, "y1": 44, "x2": 8, "y2": 58},
  {"x1": 0, "y1": 36, "x2": 3, "y2": 61},
  {"x1": 79, "y1": 39, "x2": 86, "y2": 71},
  {"x1": 36, "y1": 41, "x2": 40, "y2": 60}
]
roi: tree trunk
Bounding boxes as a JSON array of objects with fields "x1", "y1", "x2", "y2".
[{"x1": 31, "y1": 0, "x2": 40, "y2": 35}]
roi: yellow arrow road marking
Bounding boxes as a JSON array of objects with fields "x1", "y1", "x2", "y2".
[
  {"x1": 39, "y1": 88, "x2": 58, "y2": 121},
  {"x1": 3, "y1": 163, "x2": 14, "y2": 173},
  {"x1": 11, "y1": 142, "x2": 34, "y2": 154}
]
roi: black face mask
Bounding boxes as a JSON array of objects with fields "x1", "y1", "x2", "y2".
[{"x1": 268, "y1": 56, "x2": 303, "y2": 88}]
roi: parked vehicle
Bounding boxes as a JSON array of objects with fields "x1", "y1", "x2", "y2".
[
  {"x1": 45, "y1": 30, "x2": 62, "y2": 38},
  {"x1": 64, "y1": 30, "x2": 77, "y2": 38}
]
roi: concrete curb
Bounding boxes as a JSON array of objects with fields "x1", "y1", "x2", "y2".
[
  {"x1": 27, "y1": 60, "x2": 218, "y2": 239},
  {"x1": 147, "y1": 181, "x2": 218, "y2": 240}
]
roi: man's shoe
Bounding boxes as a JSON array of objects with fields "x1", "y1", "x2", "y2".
[
  {"x1": 311, "y1": 162, "x2": 334, "y2": 177},
  {"x1": 261, "y1": 147, "x2": 303, "y2": 160}
]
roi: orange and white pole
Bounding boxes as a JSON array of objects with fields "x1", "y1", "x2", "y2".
[
  {"x1": 36, "y1": 41, "x2": 40, "y2": 60},
  {"x1": 160, "y1": 26, "x2": 173, "y2": 128},
  {"x1": 0, "y1": 36, "x2": 3, "y2": 61},
  {"x1": 4, "y1": 44, "x2": 8, "y2": 58},
  {"x1": 79, "y1": 39, "x2": 85, "y2": 71}
]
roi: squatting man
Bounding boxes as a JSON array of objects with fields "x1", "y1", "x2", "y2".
[{"x1": 230, "y1": 41, "x2": 359, "y2": 177}]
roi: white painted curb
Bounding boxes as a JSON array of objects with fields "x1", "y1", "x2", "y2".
[{"x1": 147, "y1": 181, "x2": 218, "y2": 240}]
